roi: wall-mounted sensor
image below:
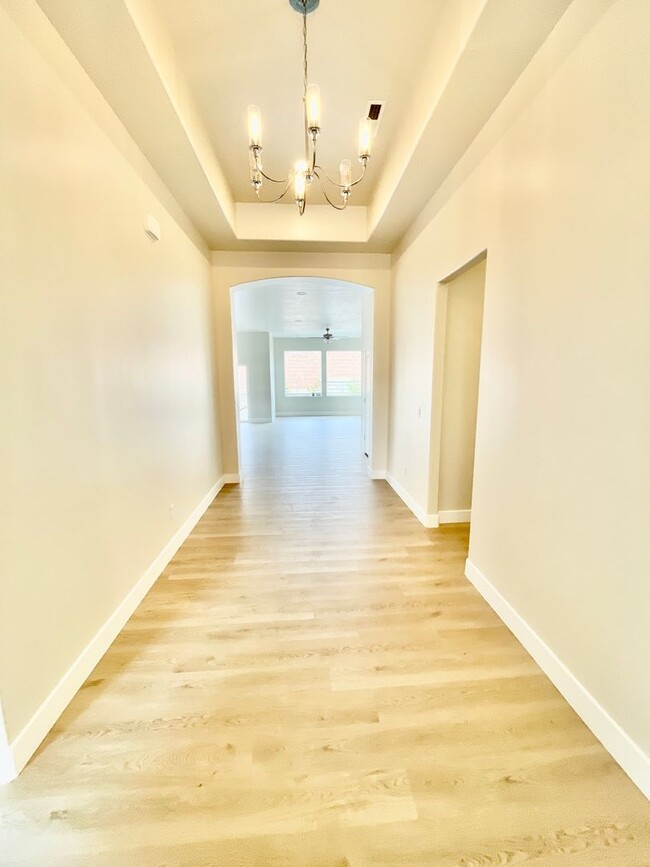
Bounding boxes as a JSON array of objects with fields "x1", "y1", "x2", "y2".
[{"x1": 143, "y1": 214, "x2": 161, "y2": 242}]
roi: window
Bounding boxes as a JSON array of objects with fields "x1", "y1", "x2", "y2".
[
  {"x1": 284, "y1": 351, "x2": 322, "y2": 396},
  {"x1": 326, "y1": 351, "x2": 362, "y2": 396}
]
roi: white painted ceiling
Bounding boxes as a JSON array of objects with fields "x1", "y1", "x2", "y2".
[
  {"x1": 147, "y1": 0, "x2": 446, "y2": 205},
  {"x1": 233, "y1": 278, "x2": 363, "y2": 337},
  {"x1": 35, "y1": 0, "x2": 574, "y2": 250}
]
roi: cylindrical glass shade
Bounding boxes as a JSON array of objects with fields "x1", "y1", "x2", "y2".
[
  {"x1": 358, "y1": 116, "x2": 372, "y2": 157},
  {"x1": 247, "y1": 105, "x2": 262, "y2": 147},
  {"x1": 340, "y1": 159, "x2": 352, "y2": 189},
  {"x1": 294, "y1": 161, "x2": 307, "y2": 200},
  {"x1": 306, "y1": 84, "x2": 321, "y2": 129}
]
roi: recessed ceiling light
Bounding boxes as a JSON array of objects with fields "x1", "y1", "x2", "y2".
[{"x1": 297, "y1": 291, "x2": 306, "y2": 296}]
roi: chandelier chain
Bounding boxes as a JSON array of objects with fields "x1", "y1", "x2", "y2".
[
  {"x1": 302, "y1": 0, "x2": 308, "y2": 102},
  {"x1": 302, "y1": 0, "x2": 309, "y2": 160}
]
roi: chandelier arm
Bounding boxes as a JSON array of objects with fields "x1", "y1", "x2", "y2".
[
  {"x1": 349, "y1": 160, "x2": 368, "y2": 188},
  {"x1": 310, "y1": 137, "x2": 317, "y2": 175},
  {"x1": 312, "y1": 170, "x2": 348, "y2": 210},
  {"x1": 255, "y1": 175, "x2": 294, "y2": 204},
  {"x1": 313, "y1": 160, "x2": 367, "y2": 190},
  {"x1": 258, "y1": 167, "x2": 291, "y2": 184}
]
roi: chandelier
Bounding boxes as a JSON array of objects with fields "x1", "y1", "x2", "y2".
[{"x1": 246, "y1": 0, "x2": 373, "y2": 215}]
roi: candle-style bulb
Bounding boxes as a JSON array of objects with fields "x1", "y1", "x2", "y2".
[
  {"x1": 294, "y1": 160, "x2": 308, "y2": 201},
  {"x1": 358, "y1": 116, "x2": 372, "y2": 158},
  {"x1": 306, "y1": 84, "x2": 321, "y2": 130},
  {"x1": 247, "y1": 105, "x2": 262, "y2": 148}
]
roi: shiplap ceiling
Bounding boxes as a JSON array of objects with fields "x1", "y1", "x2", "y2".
[{"x1": 233, "y1": 278, "x2": 363, "y2": 337}]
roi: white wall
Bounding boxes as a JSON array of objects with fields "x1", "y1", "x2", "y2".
[
  {"x1": 0, "y1": 1, "x2": 223, "y2": 778},
  {"x1": 212, "y1": 253, "x2": 391, "y2": 477},
  {"x1": 437, "y1": 258, "x2": 486, "y2": 517},
  {"x1": 236, "y1": 331, "x2": 273, "y2": 422},
  {"x1": 388, "y1": 0, "x2": 650, "y2": 791}
]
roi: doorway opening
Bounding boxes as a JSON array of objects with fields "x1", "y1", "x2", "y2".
[
  {"x1": 431, "y1": 254, "x2": 487, "y2": 524},
  {"x1": 230, "y1": 277, "x2": 375, "y2": 481}
]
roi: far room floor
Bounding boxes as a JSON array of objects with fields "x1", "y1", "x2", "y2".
[{"x1": 239, "y1": 415, "x2": 365, "y2": 482}]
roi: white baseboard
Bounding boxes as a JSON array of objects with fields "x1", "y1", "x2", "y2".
[
  {"x1": 439, "y1": 509, "x2": 471, "y2": 524},
  {"x1": 385, "y1": 472, "x2": 439, "y2": 528},
  {"x1": 368, "y1": 469, "x2": 386, "y2": 480},
  {"x1": 0, "y1": 703, "x2": 16, "y2": 785},
  {"x1": 241, "y1": 418, "x2": 272, "y2": 424},
  {"x1": 222, "y1": 473, "x2": 240, "y2": 484},
  {"x1": 0, "y1": 478, "x2": 225, "y2": 784},
  {"x1": 464, "y1": 558, "x2": 650, "y2": 799}
]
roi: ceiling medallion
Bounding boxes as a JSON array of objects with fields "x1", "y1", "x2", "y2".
[
  {"x1": 246, "y1": 0, "x2": 373, "y2": 216},
  {"x1": 288, "y1": 0, "x2": 319, "y2": 11}
]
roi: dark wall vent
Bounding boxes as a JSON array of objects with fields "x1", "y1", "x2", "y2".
[{"x1": 368, "y1": 103, "x2": 383, "y2": 121}]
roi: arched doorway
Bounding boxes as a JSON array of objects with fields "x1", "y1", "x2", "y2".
[{"x1": 229, "y1": 277, "x2": 375, "y2": 481}]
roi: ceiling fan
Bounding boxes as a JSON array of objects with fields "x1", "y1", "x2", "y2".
[{"x1": 322, "y1": 327, "x2": 336, "y2": 342}]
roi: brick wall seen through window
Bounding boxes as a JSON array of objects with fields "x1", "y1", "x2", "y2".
[
  {"x1": 284, "y1": 351, "x2": 322, "y2": 396},
  {"x1": 283, "y1": 349, "x2": 362, "y2": 398},
  {"x1": 326, "y1": 351, "x2": 362, "y2": 396}
]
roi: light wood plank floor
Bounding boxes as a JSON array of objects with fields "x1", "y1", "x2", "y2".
[{"x1": 1, "y1": 417, "x2": 648, "y2": 865}]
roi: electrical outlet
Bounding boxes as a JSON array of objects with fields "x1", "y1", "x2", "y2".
[{"x1": 169, "y1": 503, "x2": 175, "y2": 519}]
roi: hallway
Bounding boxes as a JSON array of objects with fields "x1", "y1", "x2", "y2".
[{"x1": 1, "y1": 418, "x2": 647, "y2": 865}]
